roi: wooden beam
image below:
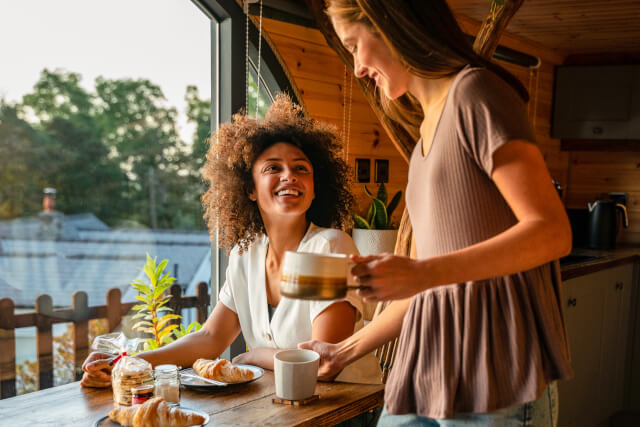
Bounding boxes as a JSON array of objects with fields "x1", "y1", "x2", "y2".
[
  {"x1": 473, "y1": 0, "x2": 525, "y2": 59},
  {"x1": 456, "y1": 14, "x2": 563, "y2": 65}
]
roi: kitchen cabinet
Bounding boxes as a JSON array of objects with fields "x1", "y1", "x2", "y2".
[{"x1": 558, "y1": 263, "x2": 636, "y2": 427}]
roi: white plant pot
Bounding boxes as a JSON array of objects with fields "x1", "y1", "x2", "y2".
[{"x1": 351, "y1": 228, "x2": 398, "y2": 256}]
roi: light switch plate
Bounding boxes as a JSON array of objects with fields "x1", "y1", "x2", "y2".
[
  {"x1": 355, "y1": 158, "x2": 370, "y2": 183},
  {"x1": 374, "y1": 159, "x2": 389, "y2": 183}
]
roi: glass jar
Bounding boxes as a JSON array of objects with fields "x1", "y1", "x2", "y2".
[
  {"x1": 154, "y1": 364, "x2": 180, "y2": 406},
  {"x1": 131, "y1": 384, "x2": 155, "y2": 405}
]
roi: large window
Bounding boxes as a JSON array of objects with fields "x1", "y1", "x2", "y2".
[
  {"x1": 0, "y1": 0, "x2": 293, "y2": 395},
  {"x1": 0, "y1": 0, "x2": 212, "y2": 394}
]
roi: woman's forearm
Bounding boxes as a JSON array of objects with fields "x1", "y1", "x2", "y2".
[
  {"x1": 233, "y1": 347, "x2": 279, "y2": 370},
  {"x1": 137, "y1": 304, "x2": 242, "y2": 368},
  {"x1": 335, "y1": 298, "x2": 411, "y2": 367},
  {"x1": 138, "y1": 327, "x2": 240, "y2": 368},
  {"x1": 427, "y1": 217, "x2": 571, "y2": 289}
]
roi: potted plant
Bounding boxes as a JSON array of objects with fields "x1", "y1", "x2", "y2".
[{"x1": 352, "y1": 183, "x2": 402, "y2": 255}]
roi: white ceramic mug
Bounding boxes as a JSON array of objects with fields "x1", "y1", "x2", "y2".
[
  {"x1": 280, "y1": 251, "x2": 358, "y2": 300},
  {"x1": 273, "y1": 349, "x2": 319, "y2": 400}
]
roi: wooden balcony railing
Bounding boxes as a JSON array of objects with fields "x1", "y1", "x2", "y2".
[{"x1": 0, "y1": 282, "x2": 210, "y2": 399}]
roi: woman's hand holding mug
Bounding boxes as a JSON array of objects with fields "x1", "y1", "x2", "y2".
[
  {"x1": 350, "y1": 254, "x2": 430, "y2": 302},
  {"x1": 297, "y1": 340, "x2": 344, "y2": 381}
]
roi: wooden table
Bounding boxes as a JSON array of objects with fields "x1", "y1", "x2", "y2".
[{"x1": 0, "y1": 371, "x2": 384, "y2": 426}]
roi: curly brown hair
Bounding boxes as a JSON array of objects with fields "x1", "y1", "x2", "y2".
[{"x1": 202, "y1": 94, "x2": 354, "y2": 253}]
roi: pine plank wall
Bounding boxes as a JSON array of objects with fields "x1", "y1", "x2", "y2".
[{"x1": 261, "y1": 17, "x2": 640, "y2": 243}]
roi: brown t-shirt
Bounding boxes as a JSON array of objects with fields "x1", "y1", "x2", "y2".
[{"x1": 384, "y1": 67, "x2": 573, "y2": 418}]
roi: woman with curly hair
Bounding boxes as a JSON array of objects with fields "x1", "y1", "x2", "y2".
[{"x1": 80, "y1": 94, "x2": 382, "y2": 387}]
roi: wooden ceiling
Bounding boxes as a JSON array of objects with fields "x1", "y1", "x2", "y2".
[
  {"x1": 251, "y1": 0, "x2": 640, "y2": 60},
  {"x1": 448, "y1": 0, "x2": 640, "y2": 57}
]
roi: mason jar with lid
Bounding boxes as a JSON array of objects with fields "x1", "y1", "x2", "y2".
[
  {"x1": 131, "y1": 384, "x2": 154, "y2": 405},
  {"x1": 154, "y1": 364, "x2": 180, "y2": 406}
]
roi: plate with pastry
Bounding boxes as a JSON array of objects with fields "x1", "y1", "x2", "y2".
[
  {"x1": 95, "y1": 396, "x2": 209, "y2": 426},
  {"x1": 180, "y1": 358, "x2": 263, "y2": 389}
]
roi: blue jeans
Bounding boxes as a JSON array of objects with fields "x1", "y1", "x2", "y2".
[{"x1": 377, "y1": 382, "x2": 558, "y2": 427}]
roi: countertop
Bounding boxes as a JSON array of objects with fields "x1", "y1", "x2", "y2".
[{"x1": 560, "y1": 245, "x2": 640, "y2": 281}]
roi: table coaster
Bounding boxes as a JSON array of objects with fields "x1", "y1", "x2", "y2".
[{"x1": 272, "y1": 394, "x2": 319, "y2": 406}]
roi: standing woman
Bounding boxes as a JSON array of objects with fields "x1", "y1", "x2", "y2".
[{"x1": 300, "y1": 1, "x2": 574, "y2": 425}]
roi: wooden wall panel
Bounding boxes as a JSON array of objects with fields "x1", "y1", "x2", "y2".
[
  {"x1": 459, "y1": 15, "x2": 640, "y2": 244},
  {"x1": 498, "y1": 60, "x2": 568, "y2": 189},
  {"x1": 497, "y1": 57, "x2": 639, "y2": 244},
  {"x1": 262, "y1": 15, "x2": 639, "y2": 243}
]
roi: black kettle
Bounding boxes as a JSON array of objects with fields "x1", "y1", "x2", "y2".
[{"x1": 587, "y1": 198, "x2": 629, "y2": 249}]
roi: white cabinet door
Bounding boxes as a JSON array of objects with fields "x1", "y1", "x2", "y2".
[
  {"x1": 600, "y1": 273, "x2": 623, "y2": 419},
  {"x1": 599, "y1": 264, "x2": 634, "y2": 417},
  {"x1": 559, "y1": 272, "x2": 606, "y2": 427},
  {"x1": 558, "y1": 263, "x2": 636, "y2": 427}
]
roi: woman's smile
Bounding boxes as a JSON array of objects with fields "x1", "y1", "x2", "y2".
[
  {"x1": 332, "y1": 20, "x2": 412, "y2": 100},
  {"x1": 275, "y1": 185, "x2": 302, "y2": 198},
  {"x1": 250, "y1": 142, "x2": 315, "y2": 221}
]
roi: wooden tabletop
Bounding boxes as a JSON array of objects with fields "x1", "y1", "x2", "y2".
[{"x1": 0, "y1": 371, "x2": 384, "y2": 426}]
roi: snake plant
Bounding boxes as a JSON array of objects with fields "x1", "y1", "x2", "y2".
[{"x1": 353, "y1": 183, "x2": 402, "y2": 230}]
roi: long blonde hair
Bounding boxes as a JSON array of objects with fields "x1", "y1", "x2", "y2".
[{"x1": 327, "y1": 0, "x2": 528, "y2": 139}]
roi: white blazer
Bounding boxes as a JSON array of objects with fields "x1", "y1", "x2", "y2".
[{"x1": 219, "y1": 223, "x2": 382, "y2": 384}]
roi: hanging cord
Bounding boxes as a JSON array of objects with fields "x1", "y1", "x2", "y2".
[
  {"x1": 345, "y1": 72, "x2": 353, "y2": 164},
  {"x1": 531, "y1": 60, "x2": 540, "y2": 130},
  {"x1": 342, "y1": 65, "x2": 348, "y2": 158},
  {"x1": 527, "y1": 67, "x2": 533, "y2": 117},
  {"x1": 255, "y1": 0, "x2": 263, "y2": 119},
  {"x1": 527, "y1": 58, "x2": 541, "y2": 131}
]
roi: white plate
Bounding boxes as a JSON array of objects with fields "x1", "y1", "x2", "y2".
[
  {"x1": 95, "y1": 407, "x2": 209, "y2": 426},
  {"x1": 180, "y1": 364, "x2": 264, "y2": 388}
]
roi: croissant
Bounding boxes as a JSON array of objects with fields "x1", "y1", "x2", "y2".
[
  {"x1": 108, "y1": 397, "x2": 205, "y2": 427},
  {"x1": 192, "y1": 358, "x2": 254, "y2": 383}
]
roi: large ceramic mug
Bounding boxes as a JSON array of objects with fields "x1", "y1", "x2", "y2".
[
  {"x1": 280, "y1": 251, "x2": 364, "y2": 300},
  {"x1": 273, "y1": 349, "x2": 319, "y2": 401}
]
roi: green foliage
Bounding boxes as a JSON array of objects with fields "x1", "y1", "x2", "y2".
[
  {"x1": 131, "y1": 254, "x2": 181, "y2": 351},
  {"x1": 22, "y1": 69, "x2": 94, "y2": 125},
  {"x1": 353, "y1": 183, "x2": 402, "y2": 230},
  {"x1": 247, "y1": 72, "x2": 269, "y2": 120},
  {"x1": 2, "y1": 68, "x2": 209, "y2": 229},
  {"x1": 185, "y1": 85, "x2": 212, "y2": 170},
  {"x1": 0, "y1": 102, "x2": 51, "y2": 218}
]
